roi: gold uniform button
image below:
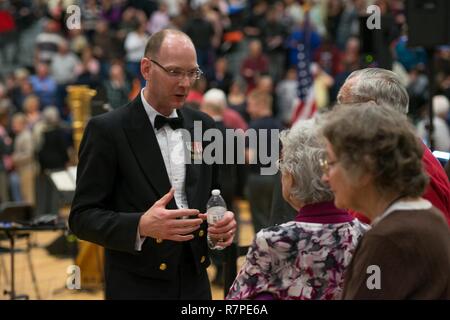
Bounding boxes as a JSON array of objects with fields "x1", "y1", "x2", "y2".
[
  {"x1": 200, "y1": 256, "x2": 206, "y2": 263},
  {"x1": 198, "y1": 230, "x2": 204, "y2": 237},
  {"x1": 156, "y1": 238, "x2": 163, "y2": 243},
  {"x1": 159, "y1": 263, "x2": 167, "y2": 271}
]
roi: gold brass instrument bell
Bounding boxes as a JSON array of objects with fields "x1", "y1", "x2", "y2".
[
  {"x1": 67, "y1": 85, "x2": 105, "y2": 291},
  {"x1": 66, "y1": 85, "x2": 96, "y2": 153}
]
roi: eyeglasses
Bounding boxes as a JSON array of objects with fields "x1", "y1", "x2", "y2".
[
  {"x1": 319, "y1": 157, "x2": 339, "y2": 176},
  {"x1": 150, "y1": 59, "x2": 203, "y2": 82}
]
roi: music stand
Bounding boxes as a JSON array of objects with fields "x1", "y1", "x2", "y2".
[
  {"x1": 0, "y1": 202, "x2": 33, "y2": 299},
  {"x1": 44, "y1": 168, "x2": 76, "y2": 258},
  {"x1": 46, "y1": 167, "x2": 76, "y2": 211},
  {"x1": 0, "y1": 202, "x2": 67, "y2": 300}
]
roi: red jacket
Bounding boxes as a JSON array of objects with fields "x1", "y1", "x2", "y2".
[{"x1": 352, "y1": 142, "x2": 450, "y2": 226}]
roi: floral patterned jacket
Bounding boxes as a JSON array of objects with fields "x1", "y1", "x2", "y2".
[{"x1": 226, "y1": 201, "x2": 369, "y2": 300}]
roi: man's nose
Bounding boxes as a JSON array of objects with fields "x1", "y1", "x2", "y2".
[{"x1": 179, "y1": 74, "x2": 191, "y2": 87}]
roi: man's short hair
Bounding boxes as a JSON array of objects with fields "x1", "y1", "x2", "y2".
[
  {"x1": 339, "y1": 68, "x2": 409, "y2": 114},
  {"x1": 144, "y1": 29, "x2": 192, "y2": 59},
  {"x1": 203, "y1": 88, "x2": 227, "y2": 113},
  {"x1": 433, "y1": 95, "x2": 450, "y2": 117}
]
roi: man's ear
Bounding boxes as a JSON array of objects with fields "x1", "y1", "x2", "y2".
[{"x1": 141, "y1": 57, "x2": 151, "y2": 81}]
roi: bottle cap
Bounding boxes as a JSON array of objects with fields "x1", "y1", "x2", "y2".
[{"x1": 211, "y1": 189, "x2": 220, "y2": 196}]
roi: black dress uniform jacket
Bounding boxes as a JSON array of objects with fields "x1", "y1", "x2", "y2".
[{"x1": 69, "y1": 95, "x2": 219, "y2": 299}]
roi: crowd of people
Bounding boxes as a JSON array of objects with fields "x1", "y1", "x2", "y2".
[
  {"x1": 0, "y1": 0, "x2": 449, "y2": 216},
  {"x1": 0, "y1": 0, "x2": 449, "y2": 299}
]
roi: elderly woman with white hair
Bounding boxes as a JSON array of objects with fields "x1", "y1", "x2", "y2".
[{"x1": 226, "y1": 119, "x2": 368, "y2": 300}]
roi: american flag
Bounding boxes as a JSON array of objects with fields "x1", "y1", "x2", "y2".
[{"x1": 290, "y1": 10, "x2": 317, "y2": 126}]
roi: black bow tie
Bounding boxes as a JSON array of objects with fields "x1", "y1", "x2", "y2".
[{"x1": 154, "y1": 115, "x2": 183, "y2": 130}]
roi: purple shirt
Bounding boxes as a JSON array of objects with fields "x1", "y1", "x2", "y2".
[{"x1": 295, "y1": 201, "x2": 354, "y2": 224}]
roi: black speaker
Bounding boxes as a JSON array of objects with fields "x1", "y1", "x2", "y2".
[
  {"x1": 359, "y1": 16, "x2": 375, "y2": 55},
  {"x1": 406, "y1": 0, "x2": 450, "y2": 47}
]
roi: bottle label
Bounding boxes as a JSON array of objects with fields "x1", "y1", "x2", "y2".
[{"x1": 207, "y1": 206, "x2": 226, "y2": 225}]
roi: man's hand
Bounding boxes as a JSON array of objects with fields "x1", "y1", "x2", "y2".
[
  {"x1": 138, "y1": 188, "x2": 204, "y2": 242},
  {"x1": 199, "y1": 211, "x2": 237, "y2": 248}
]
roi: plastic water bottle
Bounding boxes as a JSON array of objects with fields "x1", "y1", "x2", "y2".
[
  {"x1": 206, "y1": 189, "x2": 227, "y2": 250},
  {"x1": 206, "y1": 189, "x2": 227, "y2": 225}
]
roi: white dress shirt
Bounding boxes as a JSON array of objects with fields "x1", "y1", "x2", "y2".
[{"x1": 136, "y1": 89, "x2": 189, "y2": 250}]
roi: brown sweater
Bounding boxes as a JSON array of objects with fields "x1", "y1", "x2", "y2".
[{"x1": 342, "y1": 207, "x2": 450, "y2": 299}]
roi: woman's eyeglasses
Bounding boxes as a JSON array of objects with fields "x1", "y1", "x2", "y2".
[{"x1": 319, "y1": 158, "x2": 339, "y2": 176}]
